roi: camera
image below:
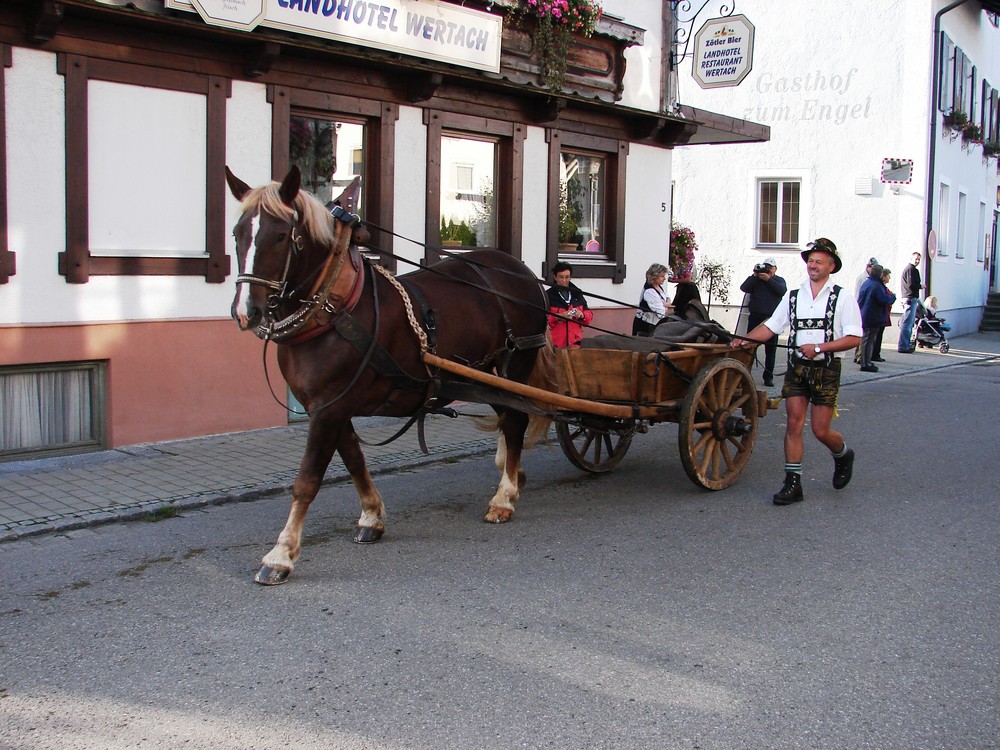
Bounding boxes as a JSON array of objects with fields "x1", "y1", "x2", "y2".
[{"x1": 754, "y1": 263, "x2": 770, "y2": 274}]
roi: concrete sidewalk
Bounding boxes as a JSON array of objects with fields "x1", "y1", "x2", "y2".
[{"x1": 3, "y1": 332, "x2": 999, "y2": 542}]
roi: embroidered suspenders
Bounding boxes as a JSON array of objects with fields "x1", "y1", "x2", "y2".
[{"x1": 788, "y1": 285, "x2": 841, "y2": 365}]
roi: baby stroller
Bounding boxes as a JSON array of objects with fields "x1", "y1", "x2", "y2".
[{"x1": 911, "y1": 297, "x2": 951, "y2": 353}]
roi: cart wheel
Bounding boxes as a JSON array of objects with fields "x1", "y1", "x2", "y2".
[
  {"x1": 939, "y1": 340, "x2": 950, "y2": 353},
  {"x1": 679, "y1": 358, "x2": 759, "y2": 490},
  {"x1": 556, "y1": 420, "x2": 634, "y2": 474}
]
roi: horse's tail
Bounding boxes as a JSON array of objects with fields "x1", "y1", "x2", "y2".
[{"x1": 523, "y1": 337, "x2": 559, "y2": 448}]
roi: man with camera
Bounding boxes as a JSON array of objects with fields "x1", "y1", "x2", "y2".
[{"x1": 740, "y1": 257, "x2": 787, "y2": 387}]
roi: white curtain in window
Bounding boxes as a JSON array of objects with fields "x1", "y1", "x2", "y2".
[{"x1": 0, "y1": 369, "x2": 92, "y2": 452}]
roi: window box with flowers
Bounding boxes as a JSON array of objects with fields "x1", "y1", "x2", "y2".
[
  {"x1": 961, "y1": 121, "x2": 984, "y2": 147},
  {"x1": 510, "y1": 0, "x2": 602, "y2": 91},
  {"x1": 983, "y1": 141, "x2": 1000, "y2": 159}
]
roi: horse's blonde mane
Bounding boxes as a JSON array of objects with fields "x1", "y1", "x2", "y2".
[{"x1": 241, "y1": 183, "x2": 336, "y2": 248}]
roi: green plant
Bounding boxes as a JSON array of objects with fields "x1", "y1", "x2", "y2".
[
  {"x1": 695, "y1": 258, "x2": 732, "y2": 309},
  {"x1": 558, "y1": 177, "x2": 584, "y2": 244},
  {"x1": 439, "y1": 216, "x2": 477, "y2": 246},
  {"x1": 962, "y1": 121, "x2": 984, "y2": 144},
  {"x1": 943, "y1": 109, "x2": 968, "y2": 130},
  {"x1": 510, "y1": 0, "x2": 602, "y2": 90},
  {"x1": 983, "y1": 140, "x2": 1000, "y2": 159}
]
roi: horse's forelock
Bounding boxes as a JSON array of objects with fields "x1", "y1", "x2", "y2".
[{"x1": 240, "y1": 183, "x2": 335, "y2": 249}]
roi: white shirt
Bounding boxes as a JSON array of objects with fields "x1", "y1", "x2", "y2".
[
  {"x1": 764, "y1": 278, "x2": 863, "y2": 355},
  {"x1": 642, "y1": 285, "x2": 669, "y2": 318}
]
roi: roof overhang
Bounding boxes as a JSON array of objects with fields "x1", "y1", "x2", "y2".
[{"x1": 670, "y1": 104, "x2": 770, "y2": 146}]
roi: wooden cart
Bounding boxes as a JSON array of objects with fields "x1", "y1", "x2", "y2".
[{"x1": 426, "y1": 343, "x2": 769, "y2": 491}]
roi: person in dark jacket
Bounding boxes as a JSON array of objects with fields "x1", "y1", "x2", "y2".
[
  {"x1": 897, "y1": 252, "x2": 923, "y2": 352},
  {"x1": 857, "y1": 264, "x2": 896, "y2": 371},
  {"x1": 546, "y1": 261, "x2": 593, "y2": 348},
  {"x1": 670, "y1": 269, "x2": 702, "y2": 319},
  {"x1": 739, "y1": 257, "x2": 787, "y2": 386}
]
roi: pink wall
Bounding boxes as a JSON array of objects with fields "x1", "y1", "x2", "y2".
[{"x1": 1, "y1": 320, "x2": 286, "y2": 447}]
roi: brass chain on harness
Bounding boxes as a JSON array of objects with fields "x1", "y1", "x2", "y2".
[{"x1": 370, "y1": 262, "x2": 431, "y2": 357}]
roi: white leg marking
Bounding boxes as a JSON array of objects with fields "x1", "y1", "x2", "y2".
[{"x1": 494, "y1": 434, "x2": 507, "y2": 472}]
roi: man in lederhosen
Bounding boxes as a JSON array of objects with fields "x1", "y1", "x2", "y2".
[{"x1": 733, "y1": 238, "x2": 863, "y2": 505}]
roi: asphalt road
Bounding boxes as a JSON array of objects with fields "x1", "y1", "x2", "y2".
[{"x1": 1, "y1": 360, "x2": 998, "y2": 749}]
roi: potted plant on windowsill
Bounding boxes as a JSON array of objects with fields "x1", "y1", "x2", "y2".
[
  {"x1": 440, "y1": 217, "x2": 477, "y2": 248},
  {"x1": 509, "y1": 0, "x2": 603, "y2": 91},
  {"x1": 983, "y1": 140, "x2": 1000, "y2": 159}
]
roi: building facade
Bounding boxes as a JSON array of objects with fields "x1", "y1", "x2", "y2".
[
  {"x1": 0, "y1": 0, "x2": 766, "y2": 459},
  {"x1": 672, "y1": 0, "x2": 1000, "y2": 337}
]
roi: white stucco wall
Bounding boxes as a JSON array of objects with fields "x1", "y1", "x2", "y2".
[
  {"x1": 671, "y1": 0, "x2": 999, "y2": 336},
  {"x1": 605, "y1": 0, "x2": 664, "y2": 113},
  {"x1": 2, "y1": 50, "x2": 276, "y2": 327}
]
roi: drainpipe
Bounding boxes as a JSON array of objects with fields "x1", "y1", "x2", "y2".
[{"x1": 925, "y1": 0, "x2": 970, "y2": 296}]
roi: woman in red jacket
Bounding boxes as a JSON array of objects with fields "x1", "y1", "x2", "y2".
[{"x1": 546, "y1": 261, "x2": 593, "y2": 348}]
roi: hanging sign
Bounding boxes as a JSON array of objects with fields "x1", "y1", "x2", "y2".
[
  {"x1": 164, "y1": 0, "x2": 502, "y2": 73},
  {"x1": 691, "y1": 14, "x2": 755, "y2": 89}
]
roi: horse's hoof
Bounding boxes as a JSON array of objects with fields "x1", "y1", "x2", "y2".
[
  {"x1": 254, "y1": 565, "x2": 291, "y2": 585},
  {"x1": 484, "y1": 508, "x2": 513, "y2": 524},
  {"x1": 354, "y1": 526, "x2": 384, "y2": 544}
]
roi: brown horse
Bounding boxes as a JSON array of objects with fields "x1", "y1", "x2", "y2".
[{"x1": 225, "y1": 166, "x2": 555, "y2": 584}]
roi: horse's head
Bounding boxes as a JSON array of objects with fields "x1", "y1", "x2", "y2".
[{"x1": 226, "y1": 166, "x2": 366, "y2": 338}]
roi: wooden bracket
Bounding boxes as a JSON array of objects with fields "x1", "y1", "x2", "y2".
[
  {"x1": 26, "y1": 0, "x2": 63, "y2": 44},
  {"x1": 529, "y1": 96, "x2": 565, "y2": 124},
  {"x1": 244, "y1": 42, "x2": 280, "y2": 78},
  {"x1": 404, "y1": 72, "x2": 443, "y2": 103}
]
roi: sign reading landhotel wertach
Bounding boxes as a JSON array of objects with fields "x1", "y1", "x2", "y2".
[
  {"x1": 691, "y1": 14, "x2": 754, "y2": 89},
  {"x1": 164, "y1": 0, "x2": 502, "y2": 73}
]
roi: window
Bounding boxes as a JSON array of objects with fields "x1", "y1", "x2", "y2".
[
  {"x1": 546, "y1": 130, "x2": 627, "y2": 282},
  {"x1": 756, "y1": 179, "x2": 800, "y2": 246},
  {"x1": 58, "y1": 55, "x2": 230, "y2": 282},
  {"x1": 558, "y1": 150, "x2": 605, "y2": 255},
  {"x1": 289, "y1": 116, "x2": 366, "y2": 208},
  {"x1": 1, "y1": 362, "x2": 107, "y2": 460},
  {"x1": 956, "y1": 191, "x2": 967, "y2": 259},
  {"x1": 937, "y1": 182, "x2": 951, "y2": 257},
  {"x1": 952, "y1": 48, "x2": 969, "y2": 114},
  {"x1": 439, "y1": 134, "x2": 496, "y2": 249},
  {"x1": 938, "y1": 32, "x2": 954, "y2": 112},
  {"x1": 424, "y1": 111, "x2": 524, "y2": 264},
  {"x1": 268, "y1": 85, "x2": 396, "y2": 269},
  {"x1": 978, "y1": 202, "x2": 987, "y2": 263},
  {"x1": 0, "y1": 45, "x2": 13, "y2": 284}
]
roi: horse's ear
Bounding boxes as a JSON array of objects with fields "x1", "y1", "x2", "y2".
[
  {"x1": 279, "y1": 165, "x2": 301, "y2": 207},
  {"x1": 333, "y1": 176, "x2": 362, "y2": 216},
  {"x1": 225, "y1": 166, "x2": 252, "y2": 201}
]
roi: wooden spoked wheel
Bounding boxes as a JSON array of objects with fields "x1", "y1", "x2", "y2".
[
  {"x1": 556, "y1": 419, "x2": 634, "y2": 474},
  {"x1": 678, "y1": 358, "x2": 759, "y2": 490}
]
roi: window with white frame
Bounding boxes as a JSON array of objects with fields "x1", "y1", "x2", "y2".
[
  {"x1": 937, "y1": 182, "x2": 951, "y2": 257},
  {"x1": 0, "y1": 362, "x2": 107, "y2": 460},
  {"x1": 956, "y1": 191, "x2": 967, "y2": 259},
  {"x1": 756, "y1": 179, "x2": 800, "y2": 246}
]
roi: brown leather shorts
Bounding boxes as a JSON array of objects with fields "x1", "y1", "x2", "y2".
[{"x1": 782, "y1": 358, "x2": 842, "y2": 407}]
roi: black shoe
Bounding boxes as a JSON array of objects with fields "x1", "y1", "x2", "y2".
[
  {"x1": 763, "y1": 378, "x2": 774, "y2": 387},
  {"x1": 872, "y1": 356, "x2": 885, "y2": 362},
  {"x1": 833, "y1": 448, "x2": 854, "y2": 490},
  {"x1": 897, "y1": 348, "x2": 915, "y2": 354},
  {"x1": 859, "y1": 365, "x2": 879, "y2": 372},
  {"x1": 773, "y1": 473, "x2": 804, "y2": 505}
]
